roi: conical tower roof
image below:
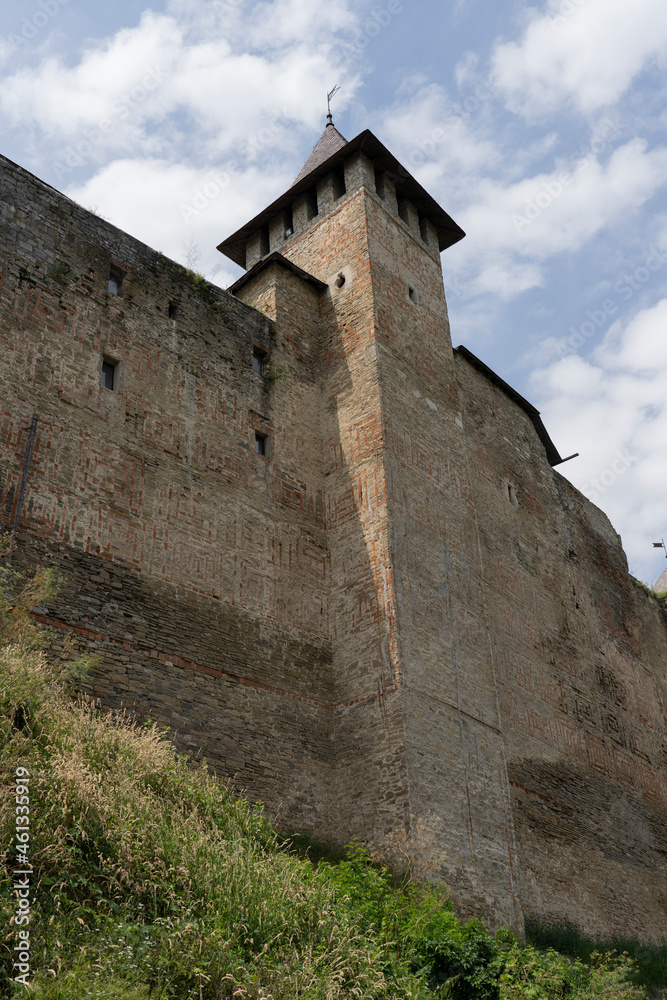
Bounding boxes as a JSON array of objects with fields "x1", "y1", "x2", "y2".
[{"x1": 293, "y1": 120, "x2": 348, "y2": 185}]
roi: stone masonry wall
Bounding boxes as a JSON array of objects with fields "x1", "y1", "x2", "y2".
[
  {"x1": 364, "y1": 186, "x2": 523, "y2": 932},
  {"x1": 0, "y1": 153, "x2": 336, "y2": 834},
  {"x1": 455, "y1": 353, "x2": 667, "y2": 941},
  {"x1": 276, "y1": 168, "x2": 414, "y2": 856},
  {"x1": 267, "y1": 160, "x2": 523, "y2": 930},
  {"x1": 2, "y1": 146, "x2": 667, "y2": 942}
]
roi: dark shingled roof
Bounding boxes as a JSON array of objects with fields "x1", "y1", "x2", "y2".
[{"x1": 293, "y1": 122, "x2": 348, "y2": 184}]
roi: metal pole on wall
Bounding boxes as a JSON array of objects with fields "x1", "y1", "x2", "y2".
[{"x1": 7, "y1": 414, "x2": 38, "y2": 565}]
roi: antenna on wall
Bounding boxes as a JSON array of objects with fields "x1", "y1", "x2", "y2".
[
  {"x1": 326, "y1": 84, "x2": 341, "y2": 125},
  {"x1": 653, "y1": 539, "x2": 667, "y2": 558}
]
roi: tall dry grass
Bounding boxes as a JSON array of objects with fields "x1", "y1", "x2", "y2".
[{"x1": 0, "y1": 558, "x2": 656, "y2": 999}]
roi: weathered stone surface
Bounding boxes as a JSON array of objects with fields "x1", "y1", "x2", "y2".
[
  {"x1": 1, "y1": 142, "x2": 666, "y2": 941},
  {"x1": 454, "y1": 356, "x2": 667, "y2": 939}
]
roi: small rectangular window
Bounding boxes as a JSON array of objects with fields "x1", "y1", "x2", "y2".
[
  {"x1": 419, "y1": 215, "x2": 430, "y2": 244},
  {"x1": 284, "y1": 205, "x2": 294, "y2": 239},
  {"x1": 332, "y1": 168, "x2": 346, "y2": 200},
  {"x1": 374, "y1": 169, "x2": 385, "y2": 199},
  {"x1": 168, "y1": 300, "x2": 178, "y2": 320},
  {"x1": 305, "y1": 188, "x2": 318, "y2": 220},
  {"x1": 259, "y1": 227, "x2": 270, "y2": 256},
  {"x1": 397, "y1": 197, "x2": 410, "y2": 224},
  {"x1": 408, "y1": 284, "x2": 419, "y2": 305},
  {"x1": 101, "y1": 357, "x2": 119, "y2": 390},
  {"x1": 252, "y1": 347, "x2": 267, "y2": 373},
  {"x1": 254, "y1": 431, "x2": 268, "y2": 456},
  {"x1": 108, "y1": 265, "x2": 124, "y2": 296}
]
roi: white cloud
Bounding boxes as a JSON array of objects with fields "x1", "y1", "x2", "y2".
[
  {"x1": 448, "y1": 138, "x2": 667, "y2": 298},
  {"x1": 595, "y1": 296, "x2": 667, "y2": 371},
  {"x1": 0, "y1": 0, "x2": 369, "y2": 287},
  {"x1": 532, "y1": 298, "x2": 667, "y2": 584},
  {"x1": 377, "y1": 81, "x2": 500, "y2": 180},
  {"x1": 244, "y1": 0, "x2": 359, "y2": 49},
  {"x1": 370, "y1": 79, "x2": 667, "y2": 301},
  {"x1": 0, "y1": 13, "x2": 182, "y2": 137},
  {"x1": 491, "y1": 0, "x2": 667, "y2": 116},
  {"x1": 65, "y1": 156, "x2": 284, "y2": 284},
  {"x1": 172, "y1": 41, "x2": 358, "y2": 155},
  {"x1": 0, "y1": 0, "x2": 363, "y2": 169}
]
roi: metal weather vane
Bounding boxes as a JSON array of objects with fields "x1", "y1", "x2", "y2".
[{"x1": 327, "y1": 84, "x2": 341, "y2": 124}]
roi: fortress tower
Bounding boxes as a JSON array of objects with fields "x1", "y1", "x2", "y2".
[
  {"x1": 0, "y1": 118, "x2": 666, "y2": 939},
  {"x1": 219, "y1": 119, "x2": 522, "y2": 927}
]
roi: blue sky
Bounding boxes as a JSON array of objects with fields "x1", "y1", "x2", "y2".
[{"x1": 1, "y1": 0, "x2": 666, "y2": 585}]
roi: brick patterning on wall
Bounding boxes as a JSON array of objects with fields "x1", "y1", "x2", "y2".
[
  {"x1": 455, "y1": 357, "x2": 667, "y2": 938},
  {"x1": 0, "y1": 153, "x2": 337, "y2": 838},
  {"x1": 1, "y1": 139, "x2": 666, "y2": 941}
]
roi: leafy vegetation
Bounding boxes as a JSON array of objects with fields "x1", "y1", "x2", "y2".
[
  {"x1": 0, "y1": 560, "x2": 660, "y2": 998},
  {"x1": 46, "y1": 260, "x2": 74, "y2": 285},
  {"x1": 260, "y1": 364, "x2": 292, "y2": 384},
  {"x1": 629, "y1": 576, "x2": 667, "y2": 603},
  {"x1": 526, "y1": 919, "x2": 667, "y2": 994}
]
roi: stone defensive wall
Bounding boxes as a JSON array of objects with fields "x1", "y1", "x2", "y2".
[
  {"x1": 454, "y1": 351, "x2": 667, "y2": 940},
  {"x1": 1, "y1": 150, "x2": 666, "y2": 941},
  {"x1": 0, "y1": 153, "x2": 337, "y2": 835}
]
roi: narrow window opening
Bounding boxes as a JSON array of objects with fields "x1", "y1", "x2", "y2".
[
  {"x1": 259, "y1": 226, "x2": 270, "y2": 257},
  {"x1": 101, "y1": 357, "x2": 119, "y2": 391},
  {"x1": 335, "y1": 272, "x2": 346, "y2": 289},
  {"x1": 305, "y1": 188, "x2": 318, "y2": 220},
  {"x1": 252, "y1": 346, "x2": 267, "y2": 373},
  {"x1": 397, "y1": 196, "x2": 410, "y2": 224},
  {"x1": 407, "y1": 284, "x2": 419, "y2": 305},
  {"x1": 108, "y1": 265, "x2": 124, "y2": 296},
  {"x1": 419, "y1": 215, "x2": 430, "y2": 244},
  {"x1": 374, "y1": 168, "x2": 385, "y2": 199},
  {"x1": 168, "y1": 300, "x2": 178, "y2": 320},
  {"x1": 283, "y1": 205, "x2": 294, "y2": 239},
  {"x1": 254, "y1": 431, "x2": 268, "y2": 456},
  {"x1": 508, "y1": 484, "x2": 518, "y2": 506},
  {"x1": 332, "y1": 167, "x2": 346, "y2": 200}
]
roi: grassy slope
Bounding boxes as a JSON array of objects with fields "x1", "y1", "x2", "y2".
[{"x1": 0, "y1": 584, "x2": 660, "y2": 999}]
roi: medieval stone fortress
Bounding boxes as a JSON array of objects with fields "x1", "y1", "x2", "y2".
[{"x1": 1, "y1": 115, "x2": 666, "y2": 941}]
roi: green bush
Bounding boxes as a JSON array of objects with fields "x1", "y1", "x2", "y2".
[
  {"x1": 526, "y1": 919, "x2": 667, "y2": 992},
  {"x1": 408, "y1": 908, "x2": 504, "y2": 998}
]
